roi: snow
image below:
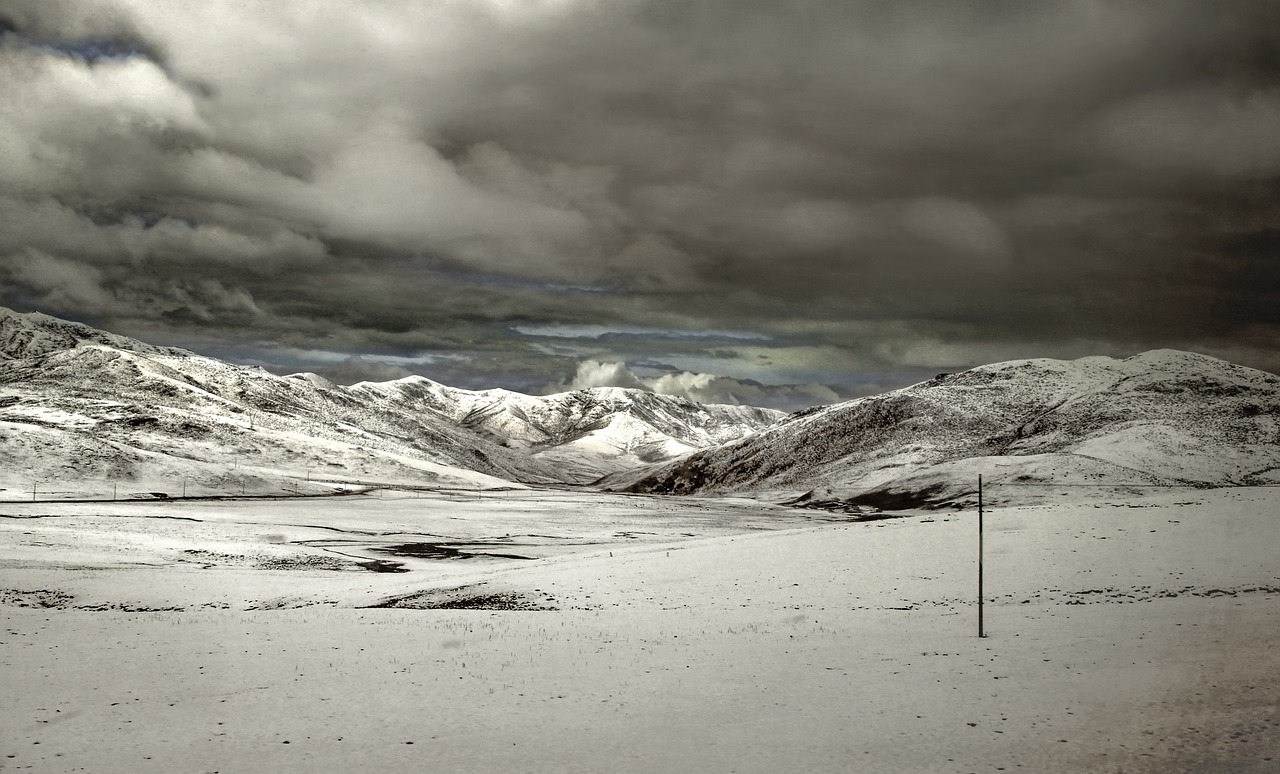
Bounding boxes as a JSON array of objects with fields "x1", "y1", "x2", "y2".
[
  {"x1": 626, "y1": 349, "x2": 1280, "y2": 503},
  {"x1": 0, "y1": 307, "x2": 189, "y2": 361},
  {"x1": 343, "y1": 375, "x2": 782, "y2": 479},
  {"x1": 2, "y1": 404, "x2": 102, "y2": 428},
  {"x1": 2, "y1": 486, "x2": 1278, "y2": 772},
  {"x1": 3, "y1": 306, "x2": 1279, "y2": 771},
  {"x1": 283, "y1": 372, "x2": 337, "y2": 389},
  {"x1": 1, "y1": 307, "x2": 782, "y2": 494}
]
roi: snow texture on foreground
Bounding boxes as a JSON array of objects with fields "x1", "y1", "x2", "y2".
[{"x1": 2, "y1": 487, "x2": 1278, "y2": 773}]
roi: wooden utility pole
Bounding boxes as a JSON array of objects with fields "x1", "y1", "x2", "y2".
[{"x1": 978, "y1": 474, "x2": 986, "y2": 638}]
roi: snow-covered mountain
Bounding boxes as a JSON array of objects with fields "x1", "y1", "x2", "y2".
[
  {"x1": 622, "y1": 351, "x2": 1280, "y2": 508},
  {"x1": 0, "y1": 307, "x2": 780, "y2": 494},
  {"x1": 13, "y1": 307, "x2": 1268, "y2": 509},
  {"x1": 0, "y1": 309, "x2": 186, "y2": 360},
  {"x1": 349, "y1": 377, "x2": 781, "y2": 480}
]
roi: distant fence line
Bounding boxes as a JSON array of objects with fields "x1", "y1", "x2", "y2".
[
  {"x1": 0, "y1": 476, "x2": 549, "y2": 504},
  {"x1": 7, "y1": 472, "x2": 1278, "y2": 504}
]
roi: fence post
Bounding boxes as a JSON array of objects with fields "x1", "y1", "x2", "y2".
[{"x1": 978, "y1": 474, "x2": 986, "y2": 638}]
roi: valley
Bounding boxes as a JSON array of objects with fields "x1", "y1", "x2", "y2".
[{"x1": 2, "y1": 306, "x2": 1279, "y2": 772}]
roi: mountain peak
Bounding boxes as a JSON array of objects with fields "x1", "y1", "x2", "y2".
[
  {"x1": 0, "y1": 306, "x2": 189, "y2": 361},
  {"x1": 284, "y1": 372, "x2": 337, "y2": 389},
  {"x1": 1122, "y1": 348, "x2": 1233, "y2": 370}
]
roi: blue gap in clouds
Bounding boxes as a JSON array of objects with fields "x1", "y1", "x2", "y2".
[
  {"x1": 0, "y1": 19, "x2": 156, "y2": 65},
  {"x1": 33, "y1": 38, "x2": 152, "y2": 64}
]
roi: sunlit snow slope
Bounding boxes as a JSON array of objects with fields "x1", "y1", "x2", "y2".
[
  {"x1": 624, "y1": 351, "x2": 1280, "y2": 507},
  {"x1": 349, "y1": 378, "x2": 781, "y2": 480},
  {"x1": 0, "y1": 307, "x2": 780, "y2": 493}
]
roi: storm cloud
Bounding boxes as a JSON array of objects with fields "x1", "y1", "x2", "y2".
[{"x1": 1, "y1": 0, "x2": 1277, "y2": 406}]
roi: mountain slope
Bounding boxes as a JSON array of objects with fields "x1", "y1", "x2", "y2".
[
  {"x1": 348, "y1": 378, "x2": 782, "y2": 480},
  {"x1": 622, "y1": 350, "x2": 1280, "y2": 507},
  {"x1": 0, "y1": 307, "x2": 781, "y2": 495},
  {"x1": 0, "y1": 343, "x2": 566, "y2": 494},
  {"x1": 0, "y1": 309, "x2": 186, "y2": 360}
]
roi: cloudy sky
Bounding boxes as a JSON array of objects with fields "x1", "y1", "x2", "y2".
[{"x1": 1, "y1": 1, "x2": 1277, "y2": 410}]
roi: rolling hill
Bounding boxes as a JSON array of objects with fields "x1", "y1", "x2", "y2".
[
  {"x1": 8, "y1": 306, "x2": 1273, "y2": 509},
  {"x1": 348, "y1": 378, "x2": 781, "y2": 480},
  {"x1": 621, "y1": 350, "x2": 1280, "y2": 508},
  {"x1": 0, "y1": 307, "x2": 780, "y2": 496}
]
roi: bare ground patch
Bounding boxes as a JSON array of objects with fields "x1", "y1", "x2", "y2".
[{"x1": 365, "y1": 585, "x2": 558, "y2": 610}]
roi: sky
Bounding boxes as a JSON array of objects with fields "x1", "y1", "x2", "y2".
[{"x1": 1, "y1": 0, "x2": 1277, "y2": 410}]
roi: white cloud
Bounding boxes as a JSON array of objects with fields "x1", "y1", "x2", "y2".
[
  {"x1": 648, "y1": 370, "x2": 839, "y2": 408},
  {"x1": 307, "y1": 125, "x2": 593, "y2": 262},
  {"x1": 545, "y1": 359, "x2": 839, "y2": 410},
  {"x1": 0, "y1": 50, "x2": 207, "y2": 196},
  {"x1": 555, "y1": 360, "x2": 650, "y2": 391}
]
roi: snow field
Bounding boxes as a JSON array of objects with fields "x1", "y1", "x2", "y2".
[{"x1": 2, "y1": 486, "x2": 1277, "y2": 772}]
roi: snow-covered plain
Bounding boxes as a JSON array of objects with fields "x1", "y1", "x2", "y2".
[{"x1": 3, "y1": 485, "x2": 1277, "y2": 773}]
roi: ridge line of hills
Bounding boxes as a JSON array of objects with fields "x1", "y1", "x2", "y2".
[
  {"x1": 618, "y1": 349, "x2": 1280, "y2": 508},
  {"x1": 3, "y1": 305, "x2": 1277, "y2": 507},
  {"x1": 0, "y1": 306, "x2": 780, "y2": 495}
]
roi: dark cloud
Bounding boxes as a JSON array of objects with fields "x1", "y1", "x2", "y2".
[{"x1": 1, "y1": 0, "x2": 1278, "y2": 405}]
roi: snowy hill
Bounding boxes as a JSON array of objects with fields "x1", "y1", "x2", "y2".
[
  {"x1": 0, "y1": 307, "x2": 780, "y2": 495},
  {"x1": 349, "y1": 378, "x2": 781, "y2": 480},
  {"x1": 622, "y1": 350, "x2": 1280, "y2": 508},
  {"x1": 0, "y1": 308, "x2": 187, "y2": 360}
]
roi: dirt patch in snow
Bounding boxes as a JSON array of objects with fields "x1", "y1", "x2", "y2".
[
  {"x1": 370, "y1": 541, "x2": 537, "y2": 561},
  {"x1": 366, "y1": 585, "x2": 558, "y2": 610}
]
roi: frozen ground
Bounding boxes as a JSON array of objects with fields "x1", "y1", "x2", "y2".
[{"x1": 2, "y1": 486, "x2": 1278, "y2": 772}]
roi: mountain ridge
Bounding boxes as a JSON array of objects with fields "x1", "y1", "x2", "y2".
[
  {"x1": 0, "y1": 307, "x2": 190, "y2": 361},
  {"x1": 0, "y1": 307, "x2": 780, "y2": 493},
  {"x1": 347, "y1": 375, "x2": 782, "y2": 480},
  {"x1": 4, "y1": 305, "x2": 1275, "y2": 507},
  {"x1": 620, "y1": 349, "x2": 1280, "y2": 507}
]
